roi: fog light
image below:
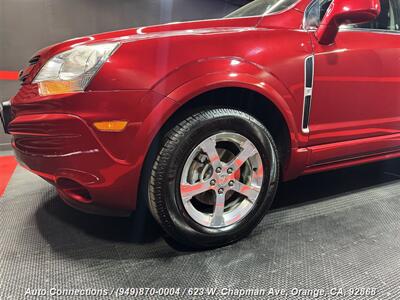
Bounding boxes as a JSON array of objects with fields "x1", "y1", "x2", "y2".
[{"x1": 93, "y1": 121, "x2": 128, "y2": 132}]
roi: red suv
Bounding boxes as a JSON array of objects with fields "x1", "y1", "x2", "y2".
[{"x1": 1, "y1": 0, "x2": 397, "y2": 249}]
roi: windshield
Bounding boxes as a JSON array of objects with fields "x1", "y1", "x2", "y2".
[{"x1": 225, "y1": 0, "x2": 299, "y2": 18}]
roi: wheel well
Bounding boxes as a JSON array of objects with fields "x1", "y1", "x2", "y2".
[{"x1": 161, "y1": 88, "x2": 292, "y2": 168}]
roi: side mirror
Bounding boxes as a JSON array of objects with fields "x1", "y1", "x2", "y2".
[{"x1": 316, "y1": 0, "x2": 381, "y2": 45}]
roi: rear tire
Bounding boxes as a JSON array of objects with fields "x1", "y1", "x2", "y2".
[{"x1": 147, "y1": 108, "x2": 279, "y2": 249}]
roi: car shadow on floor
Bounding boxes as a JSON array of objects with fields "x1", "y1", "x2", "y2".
[
  {"x1": 35, "y1": 158, "x2": 400, "y2": 256},
  {"x1": 35, "y1": 194, "x2": 162, "y2": 244},
  {"x1": 273, "y1": 158, "x2": 400, "y2": 210}
]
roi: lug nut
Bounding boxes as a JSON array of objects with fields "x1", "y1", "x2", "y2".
[
  {"x1": 210, "y1": 179, "x2": 216, "y2": 186},
  {"x1": 227, "y1": 168, "x2": 233, "y2": 174},
  {"x1": 218, "y1": 188, "x2": 224, "y2": 194},
  {"x1": 216, "y1": 167, "x2": 222, "y2": 173},
  {"x1": 229, "y1": 180, "x2": 234, "y2": 187}
]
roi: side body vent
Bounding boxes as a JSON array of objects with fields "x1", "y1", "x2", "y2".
[{"x1": 302, "y1": 55, "x2": 314, "y2": 134}]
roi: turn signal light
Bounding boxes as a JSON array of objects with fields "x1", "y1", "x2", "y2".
[
  {"x1": 38, "y1": 81, "x2": 80, "y2": 96},
  {"x1": 93, "y1": 121, "x2": 128, "y2": 132}
]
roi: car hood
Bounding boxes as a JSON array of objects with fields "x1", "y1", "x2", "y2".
[
  {"x1": 37, "y1": 17, "x2": 260, "y2": 58},
  {"x1": 20, "y1": 17, "x2": 261, "y2": 84},
  {"x1": 19, "y1": 17, "x2": 262, "y2": 84}
]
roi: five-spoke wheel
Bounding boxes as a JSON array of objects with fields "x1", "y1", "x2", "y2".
[
  {"x1": 180, "y1": 132, "x2": 263, "y2": 228},
  {"x1": 147, "y1": 108, "x2": 279, "y2": 249}
]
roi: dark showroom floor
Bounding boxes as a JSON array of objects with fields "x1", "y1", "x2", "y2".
[
  {"x1": 2, "y1": 1, "x2": 400, "y2": 299},
  {"x1": 1, "y1": 149, "x2": 400, "y2": 299}
]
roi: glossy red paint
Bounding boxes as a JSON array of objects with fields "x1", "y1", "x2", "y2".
[{"x1": 6, "y1": 0, "x2": 399, "y2": 216}]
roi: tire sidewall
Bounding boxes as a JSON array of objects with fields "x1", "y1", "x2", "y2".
[{"x1": 155, "y1": 110, "x2": 279, "y2": 248}]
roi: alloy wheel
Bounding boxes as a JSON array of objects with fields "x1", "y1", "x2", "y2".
[{"x1": 180, "y1": 132, "x2": 264, "y2": 228}]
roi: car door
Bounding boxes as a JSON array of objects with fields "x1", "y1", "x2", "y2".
[{"x1": 307, "y1": 0, "x2": 400, "y2": 163}]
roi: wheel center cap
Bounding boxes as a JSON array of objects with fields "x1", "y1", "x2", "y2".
[{"x1": 217, "y1": 174, "x2": 230, "y2": 188}]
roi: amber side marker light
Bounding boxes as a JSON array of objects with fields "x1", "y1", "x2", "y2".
[
  {"x1": 38, "y1": 81, "x2": 80, "y2": 96},
  {"x1": 93, "y1": 121, "x2": 128, "y2": 132}
]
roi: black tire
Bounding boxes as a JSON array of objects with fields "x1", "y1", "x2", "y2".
[{"x1": 147, "y1": 108, "x2": 279, "y2": 249}]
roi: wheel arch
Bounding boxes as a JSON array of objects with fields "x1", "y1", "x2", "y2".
[
  {"x1": 167, "y1": 86, "x2": 294, "y2": 169},
  {"x1": 134, "y1": 79, "x2": 301, "y2": 216},
  {"x1": 138, "y1": 81, "x2": 298, "y2": 184}
]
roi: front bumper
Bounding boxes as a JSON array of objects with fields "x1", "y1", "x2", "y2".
[
  {"x1": 8, "y1": 86, "x2": 174, "y2": 216},
  {"x1": 11, "y1": 112, "x2": 135, "y2": 216}
]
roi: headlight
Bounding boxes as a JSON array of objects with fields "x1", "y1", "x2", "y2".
[{"x1": 33, "y1": 42, "x2": 120, "y2": 96}]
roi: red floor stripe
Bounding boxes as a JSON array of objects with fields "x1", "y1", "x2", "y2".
[
  {"x1": 0, "y1": 70, "x2": 19, "y2": 81},
  {"x1": 0, "y1": 156, "x2": 17, "y2": 197}
]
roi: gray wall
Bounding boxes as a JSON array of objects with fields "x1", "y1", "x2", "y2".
[{"x1": 0, "y1": 0, "x2": 250, "y2": 147}]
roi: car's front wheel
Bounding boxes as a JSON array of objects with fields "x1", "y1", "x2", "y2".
[{"x1": 148, "y1": 108, "x2": 279, "y2": 249}]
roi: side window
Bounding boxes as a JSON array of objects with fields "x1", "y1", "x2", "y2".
[
  {"x1": 303, "y1": 0, "x2": 332, "y2": 29},
  {"x1": 342, "y1": 0, "x2": 399, "y2": 31},
  {"x1": 320, "y1": 0, "x2": 333, "y2": 21}
]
